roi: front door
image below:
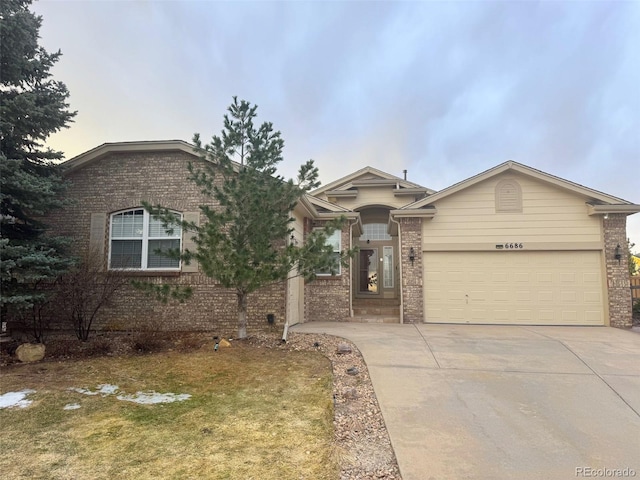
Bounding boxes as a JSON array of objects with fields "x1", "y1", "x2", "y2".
[{"x1": 358, "y1": 249, "x2": 379, "y2": 294}]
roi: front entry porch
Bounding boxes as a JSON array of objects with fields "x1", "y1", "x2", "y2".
[
  {"x1": 351, "y1": 298, "x2": 401, "y2": 323},
  {"x1": 350, "y1": 207, "x2": 401, "y2": 323}
]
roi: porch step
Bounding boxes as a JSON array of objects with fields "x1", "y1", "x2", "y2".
[
  {"x1": 352, "y1": 306, "x2": 400, "y2": 316},
  {"x1": 349, "y1": 315, "x2": 400, "y2": 324}
]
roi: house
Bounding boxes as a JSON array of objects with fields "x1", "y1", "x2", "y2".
[{"x1": 47, "y1": 140, "x2": 640, "y2": 333}]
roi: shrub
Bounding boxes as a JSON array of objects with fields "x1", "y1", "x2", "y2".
[{"x1": 55, "y1": 248, "x2": 128, "y2": 341}]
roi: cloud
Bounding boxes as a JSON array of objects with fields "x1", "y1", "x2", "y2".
[{"x1": 32, "y1": 0, "x2": 640, "y2": 244}]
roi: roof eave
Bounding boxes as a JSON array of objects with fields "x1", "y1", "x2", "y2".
[
  {"x1": 62, "y1": 140, "x2": 199, "y2": 173},
  {"x1": 587, "y1": 204, "x2": 640, "y2": 216},
  {"x1": 390, "y1": 208, "x2": 437, "y2": 218}
]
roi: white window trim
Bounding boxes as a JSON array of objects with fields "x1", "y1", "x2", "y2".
[
  {"x1": 316, "y1": 228, "x2": 342, "y2": 276},
  {"x1": 108, "y1": 208, "x2": 182, "y2": 271}
]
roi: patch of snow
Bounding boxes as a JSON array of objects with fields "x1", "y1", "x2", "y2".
[
  {"x1": 0, "y1": 389, "x2": 36, "y2": 409},
  {"x1": 68, "y1": 384, "x2": 119, "y2": 396},
  {"x1": 116, "y1": 391, "x2": 192, "y2": 405},
  {"x1": 63, "y1": 403, "x2": 81, "y2": 410}
]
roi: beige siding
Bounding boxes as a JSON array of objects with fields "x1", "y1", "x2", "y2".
[
  {"x1": 423, "y1": 172, "x2": 602, "y2": 250},
  {"x1": 286, "y1": 211, "x2": 305, "y2": 325},
  {"x1": 319, "y1": 187, "x2": 413, "y2": 210}
]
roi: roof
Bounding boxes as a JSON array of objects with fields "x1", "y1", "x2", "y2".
[
  {"x1": 403, "y1": 160, "x2": 639, "y2": 211},
  {"x1": 61, "y1": 140, "x2": 199, "y2": 173},
  {"x1": 311, "y1": 166, "x2": 435, "y2": 196}
]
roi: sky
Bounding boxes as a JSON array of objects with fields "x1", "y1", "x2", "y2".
[{"x1": 32, "y1": 0, "x2": 640, "y2": 249}]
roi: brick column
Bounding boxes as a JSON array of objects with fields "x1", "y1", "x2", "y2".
[
  {"x1": 399, "y1": 218, "x2": 424, "y2": 323},
  {"x1": 603, "y1": 214, "x2": 632, "y2": 328}
]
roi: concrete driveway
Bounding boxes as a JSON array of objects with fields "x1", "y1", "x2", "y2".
[{"x1": 292, "y1": 323, "x2": 640, "y2": 480}]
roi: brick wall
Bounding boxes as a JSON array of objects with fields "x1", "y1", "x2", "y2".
[
  {"x1": 603, "y1": 214, "x2": 633, "y2": 328},
  {"x1": 399, "y1": 217, "x2": 424, "y2": 323},
  {"x1": 304, "y1": 222, "x2": 351, "y2": 322},
  {"x1": 45, "y1": 150, "x2": 286, "y2": 337}
]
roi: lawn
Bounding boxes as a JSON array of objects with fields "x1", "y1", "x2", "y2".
[{"x1": 0, "y1": 342, "x2": 338, "y2": 479}]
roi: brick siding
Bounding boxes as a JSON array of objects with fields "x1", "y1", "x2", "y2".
[
  {"x1": 304, "y1": 222, "x2": 351, "y2": 322},
  {"x1": 45, "y1": 151, "x2": 285, "y2": 337},
  {"x1": 399, "y1": 217, "x2": 424, "y2": 323},
  {"x1": 603, "y1": 214, "x2": 633, "y2": 328}
]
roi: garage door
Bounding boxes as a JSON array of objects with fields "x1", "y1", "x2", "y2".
[{"x1": 424, "y1": 251, "x2": 604, "y2": 325}]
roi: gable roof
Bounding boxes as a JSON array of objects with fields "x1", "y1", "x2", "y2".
[
  {"x1": 403, "y1": 160, "x2": 639, "y2": 211},
  {"x1": 62, "y1": 140, "x2": 199, "y2": 173},
  {"x1": 311, "y1": 166, "x2": 434, "y2": 196}
]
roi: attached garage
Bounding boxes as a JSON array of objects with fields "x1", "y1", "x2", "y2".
[
  {"x1": 391, "y1": 161, "x2": 640, "y2": 328},
  {"x1": 424, "y1": 250, "x2": 605, "y2": 325}
]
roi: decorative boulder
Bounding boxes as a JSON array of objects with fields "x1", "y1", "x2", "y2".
[
  {"x1": 16, "y1": 343, "x2": 46, "y2": 363},
  {"x1": 336, "y1": 343, "x2": 352, "y2": 355}
]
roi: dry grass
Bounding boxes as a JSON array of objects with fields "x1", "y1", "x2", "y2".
[{"x1": 0, "y1": 343, "x2": 337, "y2": 480}]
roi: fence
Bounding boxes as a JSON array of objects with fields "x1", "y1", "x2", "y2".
[{"x1": 632, "y1": 276, "x2": 640, "y2": 300}]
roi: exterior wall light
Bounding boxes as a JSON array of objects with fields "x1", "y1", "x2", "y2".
[
  {"x1": 409, "y1": 247, "x2": 415, "y2": 265},
  {"x1": 614, "y1": 244, "x2": 622, "y2": 264}
]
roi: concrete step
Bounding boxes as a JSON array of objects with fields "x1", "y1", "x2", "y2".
[
  {"x1": 348, "y1": 315, "x2": 400, "y2": 324},
  {"x1": 353, "y1": 306, "x2": 400, "y2": 316}
]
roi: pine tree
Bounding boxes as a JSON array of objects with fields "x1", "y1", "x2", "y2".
[
  {"x1": 1, "y1": 0, "x2": 76, "y2": 324},
  {"x1": 144, "y1": 98, "x2": 352, "y2": 338}
]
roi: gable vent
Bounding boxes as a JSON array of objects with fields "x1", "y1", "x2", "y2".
[{"x1": 495, "y1": 179, "x2": 522, "y2": 213}]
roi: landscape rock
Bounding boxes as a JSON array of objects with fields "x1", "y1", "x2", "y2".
[
  {"x1": 336, "y1": 343, "x2": 352, "y2": 354},
  {"x1": 342, "y1": 387, "x2": 358, "y2": 399},
  {"x1": 247, "y1": 332, "x2": 401, "y2": 480},
  {"x1": 15, "y1": 343, "x2": 45, "y2": 363}
]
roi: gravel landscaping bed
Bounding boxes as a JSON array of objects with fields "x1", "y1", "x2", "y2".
[{"x1": 248, "y1": 332, "x2": 402, "y2": 480}]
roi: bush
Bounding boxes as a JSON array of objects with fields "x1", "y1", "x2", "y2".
[
  {"x1": 55, "y1": 248, "x2": 128, "y2": 341},
  {"x1": 131, "y1": 331, "x2": 167, "y2": 354}
]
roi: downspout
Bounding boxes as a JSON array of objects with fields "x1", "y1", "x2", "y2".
[
  {"x1": 349, "y1": 218, "x2": 356, "y2": 318},
  {"x1": 389, "y1": 214, "x2": 404, "y2": 324}
]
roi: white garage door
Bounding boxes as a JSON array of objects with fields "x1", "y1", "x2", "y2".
[{"x1": 424, "y1": 251, "x2": 604, "y2": 325}]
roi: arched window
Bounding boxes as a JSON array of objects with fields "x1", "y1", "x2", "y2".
[
  {"x1": 495, "y1": 179, "x2": 522, "y2": 213},
  {"x1": 109, "y1": 208, "x2": 182, "y2": 270},
  {"x1": 359, "y1": 223, "x2": 391, "y2": 241}
]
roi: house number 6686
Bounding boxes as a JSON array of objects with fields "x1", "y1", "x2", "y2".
[{"x1": 504, "y1": 243, "x2": 524, "y2": 249}]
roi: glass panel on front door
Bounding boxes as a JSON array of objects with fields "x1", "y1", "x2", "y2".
[
  {"x1": 383, "y1": 246, "x2": 393, "y2": 288},
  {"x1": 359, "y1": 249, "x2": 378, "y2": 294}
]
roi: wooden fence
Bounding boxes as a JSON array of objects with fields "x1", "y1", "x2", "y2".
[{"x1": 632, "y1": 276, "x2": 640, "y2": 300}]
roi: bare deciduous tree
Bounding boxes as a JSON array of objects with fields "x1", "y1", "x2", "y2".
[{"x1": 56, "y1": 248, "x2": 128, "y2": 341}]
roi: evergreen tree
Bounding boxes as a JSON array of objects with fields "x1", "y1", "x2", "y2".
[
  {"x1": 1, "y1": 0, "x2": 76, "y2": 322},
  {"x1": 144, "y1": 98, "x2": 352, "y2": 338}
]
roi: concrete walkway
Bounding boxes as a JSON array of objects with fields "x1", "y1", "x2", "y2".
[{"x1": 292, "y1": 323, "x2": 640, "y2": 480}]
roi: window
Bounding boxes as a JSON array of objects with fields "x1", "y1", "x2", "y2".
[
  {"x1": 316, "y1": 229, "x2": 341, "y2": 276},
  {"x1": 359, "y1": 223, "x2": 391, "y2": 241},
  {"x1": 109, "y1": 209, "x2": 182, "y2": 270}
]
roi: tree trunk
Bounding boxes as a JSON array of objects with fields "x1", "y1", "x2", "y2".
[{"x1": 237, "y1": 290, "x2": 247, "y2": 339}]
